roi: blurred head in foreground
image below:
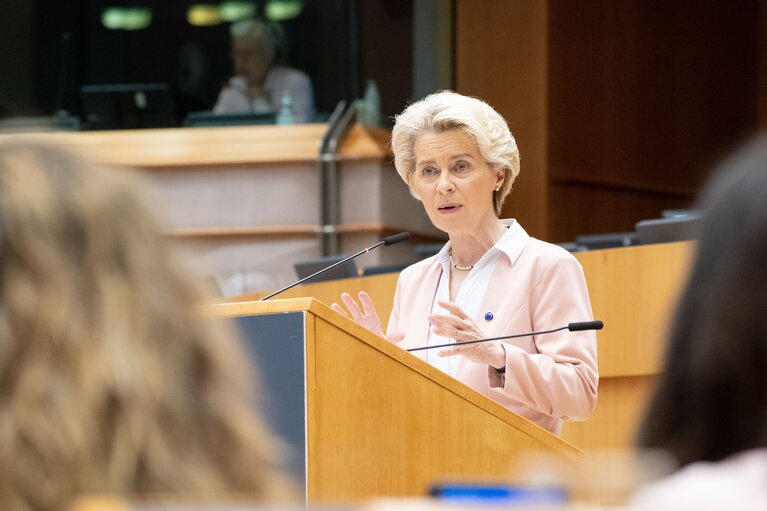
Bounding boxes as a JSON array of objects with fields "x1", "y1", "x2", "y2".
[
  {"x1": 0, "y1": 141, "x2": 292, "y2": 510},
  {"x1": 634, "y1": 137, "x2": 767, "y2": 506}
]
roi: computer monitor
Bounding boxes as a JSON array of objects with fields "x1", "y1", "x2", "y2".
[
  {"x1": 80, "y1": 83, "x2": 176, "y2": 130},
  {"x1": 183, "y1": 110, "x2": 276, "y2": 127},
  {"x1": 635, "y1": 214, "x2": 703, "y2": 245},
  {"x1": 574, "y1": 231, "x2": 639, "y2": 250}
]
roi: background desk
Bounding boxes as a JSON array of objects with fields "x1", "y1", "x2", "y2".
[{"x1": 0, "y1": 124, "x2": 444, "y2": 294}]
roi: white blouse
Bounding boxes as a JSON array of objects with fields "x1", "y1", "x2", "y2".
[{"x1": 427, "y1": 220, "x2": 528, "y2": 377}]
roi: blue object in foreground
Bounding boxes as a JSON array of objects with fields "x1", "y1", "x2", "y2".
[{"x1": 430, "y1": 483, "x2": 567, "y2": 505}]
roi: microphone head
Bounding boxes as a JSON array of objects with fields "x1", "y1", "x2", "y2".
[
  {"x1": 383, "y1": 231, "x2": 411, "y2": 246},
  {"x1": 568, "y1": 320, "x2": 604, "y2": 332}
]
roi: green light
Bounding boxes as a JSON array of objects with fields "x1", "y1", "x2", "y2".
[
  {"x1": 265, "y1": 0, "x2": 303, "y2": 21},
  {"x1": 101, "y1": 8, "x2": 126, "y2": 29},
  {"x1": 122, "y1": 8, "x2": 152, "y2": 30},
  {"x1": 101, "y1": 7, "x2": 153, "y2": 30},
  {"x1": 220, "y1": 1, "x2": 256, "y2": 22}
]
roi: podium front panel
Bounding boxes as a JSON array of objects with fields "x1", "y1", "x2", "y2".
[{"x1": 236, "y1": 312, "x2": 307, "y2": 489}]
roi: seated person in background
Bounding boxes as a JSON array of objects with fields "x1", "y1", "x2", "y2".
[
  {"x1": 213, "y1": 18, "x2": 315, "y2": 123},
  {"x1": 331, "y1": 91, "x2": 598, "y2": 435},
  {"x1": 633, "y1": 137, "x2": 767, "y2": 508},
  {"x1": 0, "y1": 141, "x2": 294, "y2": 511}
]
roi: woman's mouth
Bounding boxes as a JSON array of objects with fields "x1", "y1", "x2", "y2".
[{"x1": 438, "y1": 204, "x2": 463, "y2": 214}]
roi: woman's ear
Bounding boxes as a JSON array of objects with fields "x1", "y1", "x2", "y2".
[{"x1": 494, "y1": 168, "x2": 506, "y2": 190}]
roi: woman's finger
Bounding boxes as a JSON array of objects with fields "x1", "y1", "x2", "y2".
[
  {"x1": 432, "y1": 325, "x2": 478, "y2": 341},
  {"x1": 437, "y1": 300, "x2": 470, "y2": 320},
  {"x1": 330, "y1": 302, "x2": 349, "y2": 317},
  {"x1": 437, "y1": 346, "x2": 472, "y2": 358},
  {"x1": 358, "y1": 291, "x2": 379, "y2": 320},
  {"x1": 429, "y1": 314, "x2": 468, "y2": 330},
  {"x1": 339, "y1": 292, "x2": 364, "y2": 321}
]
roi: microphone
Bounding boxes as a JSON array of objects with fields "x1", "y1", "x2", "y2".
[
  {"x1": 382, "y1": 231, "x2": 410, "y2": 246},
  {"x1": 407, "y1": 320, "x2": 603, "y2": 352},
  {"x1": 260, "y1": 231, "x2": 411, "y2": 301}
]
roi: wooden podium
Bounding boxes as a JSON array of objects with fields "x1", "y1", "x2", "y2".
[{"x1": 209, "y1": 298, "x2": 582, "y2": 502}]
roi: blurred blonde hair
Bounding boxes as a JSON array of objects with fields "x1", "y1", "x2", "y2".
[
  {"x1": 0, "y1": 141, "x2": 293, "y2": 511},
  {"x1": 230, "y1": 18, "x2": 281, "y2": 60},
  {"x1": 391, "y1": 90, "x2": 520, "y2": 217}
]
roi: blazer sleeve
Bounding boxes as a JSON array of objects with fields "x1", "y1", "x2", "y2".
[{"x1": 488, "y1": 255, "x2": 599, "y2": 421}]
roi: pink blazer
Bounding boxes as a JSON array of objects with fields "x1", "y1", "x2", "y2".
[{"x1": 387, "y1": 237, "x2": 598, "y2": 434}]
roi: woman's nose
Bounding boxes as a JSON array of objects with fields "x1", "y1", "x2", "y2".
[{"x1": 436, "y1": 172, "x2": 455, "y2": 193}]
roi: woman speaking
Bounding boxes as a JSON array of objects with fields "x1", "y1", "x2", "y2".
[{"x1": 332, "y1": 91, "x2": 598, "y2": 434}]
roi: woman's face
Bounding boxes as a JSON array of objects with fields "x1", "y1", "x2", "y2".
[
  {"x1": 231, "y1": 36, "x2": 273, "y2": 87},
  {"x1": 411, "y1": 130, "x2": 504, "y2": 235}
]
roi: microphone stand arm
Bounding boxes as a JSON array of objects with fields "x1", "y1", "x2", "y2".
[{"x1": 259, "y1": 241, "x2": 384, "y2": 301}]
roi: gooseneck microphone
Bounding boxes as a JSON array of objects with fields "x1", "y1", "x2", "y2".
[
  {"x1": 406, "y1": 320, "x2": 604, "y2": 352},
  {"x1": 259, "y1": 231, "x2": 411, "y2": 301}
]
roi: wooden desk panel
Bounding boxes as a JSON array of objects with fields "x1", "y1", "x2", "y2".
[
  {"x1": 0, "y1": 123, "x2": 389, "y2": 168},
  {"x1": 576, "y1": 242, "x2": 693, "y2": 378}
]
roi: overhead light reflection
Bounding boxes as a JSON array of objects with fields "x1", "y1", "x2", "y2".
[
  {"x1": 265, "y1": 0, "x2": 303, "y2": 21},
  {"x1": 220, "y1": 1, "x2": 256, "y2": 22},
  {"x1": 187, "y1": 4, "x2": 222, "y2": 26},
  {"x1": 100, "y1": 7, "x2": 153, "y2": 31}
]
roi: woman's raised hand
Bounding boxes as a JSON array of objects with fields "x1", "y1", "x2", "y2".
[
  {"x1": 430, "y1": 300, "x2": 505, "y2": 368},
  {"x1": 331, "y1": 291, "x2": 404, "y2": 343}
]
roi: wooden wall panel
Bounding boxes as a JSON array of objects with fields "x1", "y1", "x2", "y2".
[
  {"x1": 549, "y1": 1, "x2": 759, "y2": 187},
  {"x1": 561, "y1": 375, "x2": 655, "y2": 451},
  {"x1": 455, "y1": 0, "x2": 550, "y2": 239},
  {"x1": 548, "y1": 182, "x2": 693, "y2": 242},
  {"x1": 547, "y1": 0, "x2": 761, "y2": 240},
  {"x1": 455, "y1": 0, "x2": 764, "y2": 242}
]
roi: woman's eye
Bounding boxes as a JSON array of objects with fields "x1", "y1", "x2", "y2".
[
  {"x1": 422, "y1": 167, "x2": 437, "y2": 176},
  {"x1": 455, "y1": 162, "x2": 470, "y2": 172}
]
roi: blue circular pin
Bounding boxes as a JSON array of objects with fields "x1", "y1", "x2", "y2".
[{"x1": 484, "y1": 312, "x2": 494, "y2": 321}]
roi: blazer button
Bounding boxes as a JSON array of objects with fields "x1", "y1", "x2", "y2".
[{"x1": 484, "y1": 312, "x2": 494, "y2": 321}]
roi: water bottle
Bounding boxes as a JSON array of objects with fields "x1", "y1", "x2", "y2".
[
  {"x1": 362, "y1": 79, "x2": 381, "y2": 127},
  {"x1": 276, "y1": 91, "x2": 296, "y2": 125}
]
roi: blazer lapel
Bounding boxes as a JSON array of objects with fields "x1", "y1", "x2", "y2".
[
  {"x1": 476, "y1": 256, "x2": 515, "y2": 338},
  {"x1": 402, "y1": 261, "x2": 443, "y2": 362}
]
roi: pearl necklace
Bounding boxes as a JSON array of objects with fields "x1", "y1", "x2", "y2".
[{"x1": 449, "y1": 248, "x2": 474, "y2": 271}]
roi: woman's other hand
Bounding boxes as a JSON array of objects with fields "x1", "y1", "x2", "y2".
[
  {"x1": 331, "y1": 291, "x2": 404, "y2": 343},
  {"x1": 430, "y1": 300, "x2": 505, "y2": 368}
]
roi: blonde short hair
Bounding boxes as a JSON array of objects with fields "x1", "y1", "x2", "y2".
[
  {"x1": 391, "y1": 90, "x2": 520, "y2": 217},
  {"x1": 230, "y1": 18, "x2": 280, "y2": 59}
]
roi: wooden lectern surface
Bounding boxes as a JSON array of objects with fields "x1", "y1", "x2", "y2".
[{"x1": 210, "y1": 298, "x2": 581, "y2": 501}]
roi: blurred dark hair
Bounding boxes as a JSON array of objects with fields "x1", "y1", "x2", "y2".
[{"x1": 637, "y1": 136, "x2": 767, "y2": 467}]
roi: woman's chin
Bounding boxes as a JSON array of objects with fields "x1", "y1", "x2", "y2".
[{"x1": 429, "y1": 216, "x2": 468, "y2": 236}]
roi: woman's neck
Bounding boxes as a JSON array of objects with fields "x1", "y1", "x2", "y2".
[{"x1": 448, "y1": 218, "x2": 507, "y2": 268}]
